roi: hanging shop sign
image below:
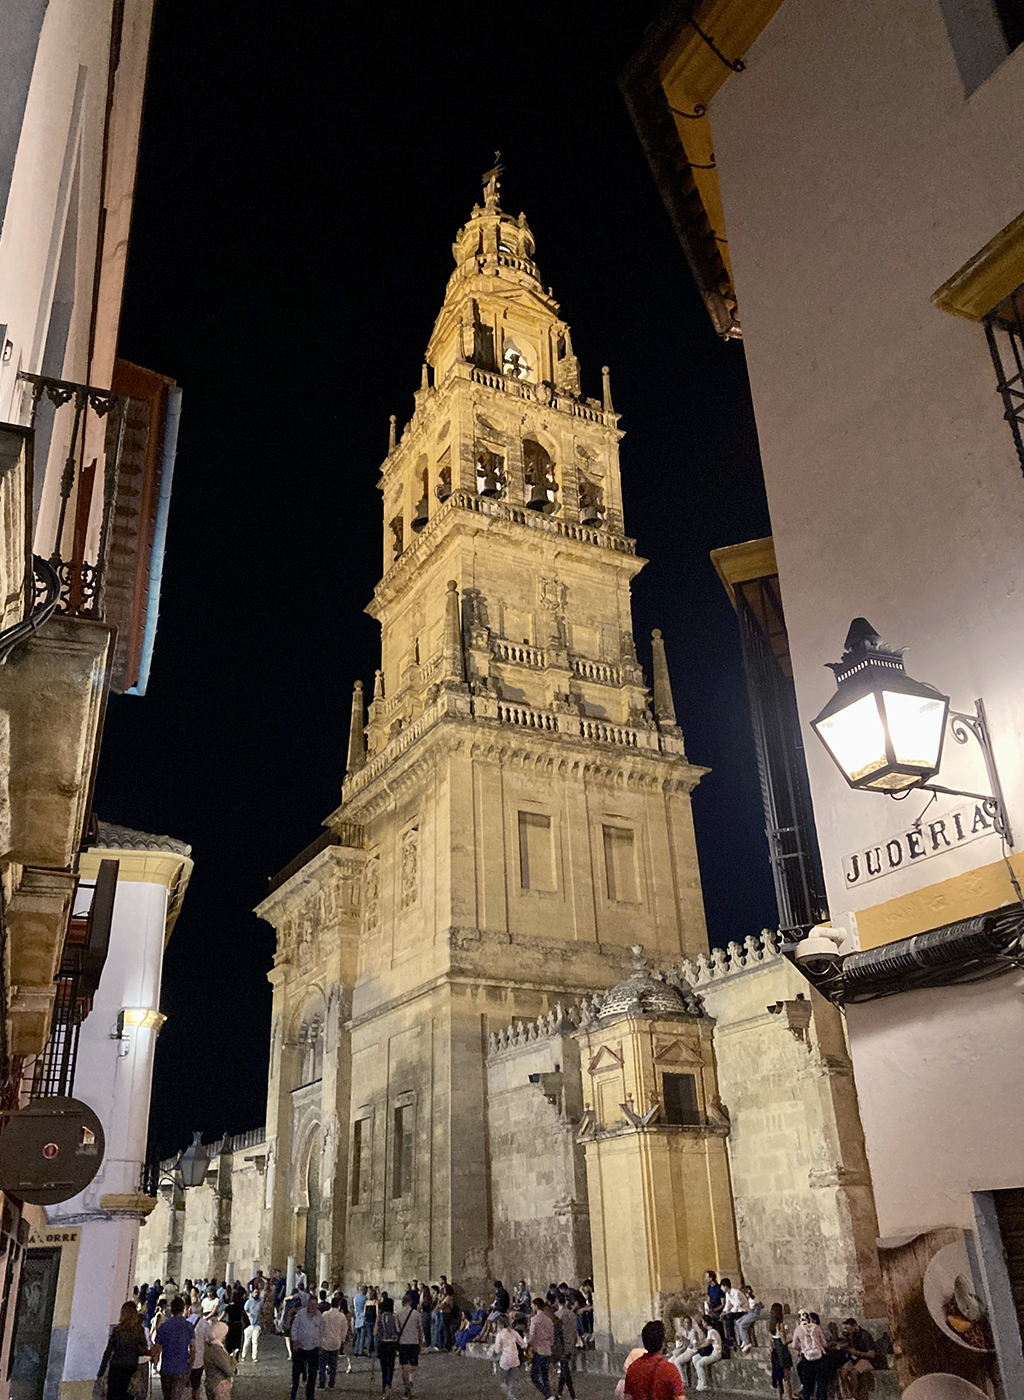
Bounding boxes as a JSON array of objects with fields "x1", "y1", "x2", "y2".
[{"x1": 843, "y1": 799, "x2": 999, "y2": 887}]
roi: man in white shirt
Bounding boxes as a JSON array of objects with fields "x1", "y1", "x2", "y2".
[
  {"x1": 720, "y1": 1279, "x2": 750, "y2": 1348},
  {"x1": 318, "y1": 1300, "x2": 350, "y2": 1389},
  {"x1": 241, "y1": 1286, "x2": 263, "y2": 1363}
]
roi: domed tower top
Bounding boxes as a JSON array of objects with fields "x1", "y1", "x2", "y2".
[{"x1": 426, "y1": 158, "x2": 583, "y2": 398}]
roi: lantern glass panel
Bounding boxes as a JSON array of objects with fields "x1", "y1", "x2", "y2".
[
  {"x1": 815, "y1": 692, "x2": 887, "y2": 783},
  {"x1": 882, "y1": 690, "x2": 947, "y2": 773}
]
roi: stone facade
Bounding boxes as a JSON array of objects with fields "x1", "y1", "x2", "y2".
[
  {"x1": 486, "y1": 1011, "x2": 591, "y2": 1289},
  {"x1": 141, "y1": 179, "x2": 883, "y2": 1346}
]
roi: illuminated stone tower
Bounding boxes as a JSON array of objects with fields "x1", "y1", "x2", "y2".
[{"x1": 257, "y1": 168, "x2": 711, "y2": 1290}]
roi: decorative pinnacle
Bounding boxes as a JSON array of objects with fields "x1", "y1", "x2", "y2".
[
  {"x1": 601, "y1": 365, "x2": 614, "y2": 413},
  {"x1": 388, "y1": 415, "x2": 397, "y2": 452}
]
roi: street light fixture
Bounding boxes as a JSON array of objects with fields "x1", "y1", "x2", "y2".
[
  {"x1": 811, "y1": 618, "x2": 1013, "y2": 843},
  {"x1": 175, "y1": 1131, "x2": 210, "y2": 1188}
]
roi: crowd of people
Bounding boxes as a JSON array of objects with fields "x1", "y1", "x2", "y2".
[
  {"x1": 98, "y1": 1270, "x2": 595, "y2": 1400},
  {"x1": 615, "y1": 1270, "x2": 887, "y2": 1400},
  {"x1": 95, "y1": 1265, "x2": 886, "y2": 1400}
]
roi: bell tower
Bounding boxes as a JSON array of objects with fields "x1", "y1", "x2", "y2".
[{"x1": 260, "y1": 168, "x2": 713, "y2": 1294}]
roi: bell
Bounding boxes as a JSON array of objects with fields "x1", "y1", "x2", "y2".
[
  {"x1": 528, "y1": 483, "x2": 559, "y2": 513},
  {"x1": 579, "y1": 501, "x2": 601, "y2": 526},
  {"x1": 435, "y1": 477, "x2": 452, "y2": 503},
  {"x1": 478, "y1": 470, "x2": 502, "y2": 497},
  {"x1": 411, "y1": 494, "x2": 429, "y2": 532}
]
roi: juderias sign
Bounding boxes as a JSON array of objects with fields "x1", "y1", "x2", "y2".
[{"x1": 843, "y1": 799, "x2": 999, "y2": 886}]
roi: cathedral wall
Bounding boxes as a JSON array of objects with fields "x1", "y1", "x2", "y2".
[
  {"x1": 696, "y1": 937, "x2": 884, "y2": 1319},
  {"x1": 485, "y1": 1024, "x2": 591, "y2": 1291}
]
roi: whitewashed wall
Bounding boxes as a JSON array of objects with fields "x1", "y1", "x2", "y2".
[{"x1": 709, "y1": 0, "x2": 1024, "y2": 1234}]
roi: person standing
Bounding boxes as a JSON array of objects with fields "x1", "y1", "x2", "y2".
[
  {"x1": 623, "y1": 1320, "x2": 685, "y2": 1399},
  {"x1": 192, "y1": 1300, "x2": 223, "y2": 1400},
  {"x1": 767, "y1": 1303, "x2": 795, "y2": 1399},
  {"x1": 435, "y1": 1284, "x2": 454, "y2": 1351},
  {"x1": 365, "y1": 1287, "x2": 380, "y2": 1357},
  {"x1": 419, "y1": 1285, "x2": 434, "y2": 1350},
  {"x1": 396, "y1": 1292, "x2": 424, "y2": 1398},
  {"x1": 240, "y1": 1286, "x2": 262, "y2": 1363},
  {"x1": 289, "y1": 1296, "x2": 324, "y2": 1400},
  {"x1": 201, "y1": 1318, "x2": 236, "y2": 1400},
  {"x1": 224, "y1": 1285, "x2": 245, "y2": 1359},
  {"x1": 492, "y1": 1313, "x2": 527, "y2": 1399},
  {"x1": 153, "y1": 1296, "x2": 195, "y2": 1400},
  {"x1": 98, "y1": 1301, "x2": 155, "y2": 1400},
  {"x1": 791, "y1": 1309, "x2": 828, "y2": 1400},
  {"x1": 527, "y1": 1298, "x2": 555, "y2": 1399},
  {"x1": 146, "y1": 1282, "x2": 163, "y2": 1326},
  {"x1": 353, "y1": 1284, "x2": 368, "y2": 1356},
  {"x1": 375, "y1": 1296, "x2": 400, "y2": 1398},
  {"x1": 553, "y1": 1295, "x2": 577, "y2": 1399},
  {"x1": 319, "y1": 1298, "x2": 348, "y2": 1389}
]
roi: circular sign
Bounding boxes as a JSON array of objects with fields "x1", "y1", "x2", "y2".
[{"x1": 0, "y1": 1097, "x2": 104, "y2": 1205}]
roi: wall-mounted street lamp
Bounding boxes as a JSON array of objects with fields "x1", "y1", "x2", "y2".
[
  {"x1": 811, "y1": 619, "x2": 1013, "y2": 845},
  {"x1": 176, "y1": 1131, "x2": 211, "y2": 1188}
]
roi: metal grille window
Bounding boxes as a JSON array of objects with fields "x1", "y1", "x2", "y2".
[
  {"x1": 734, "y1": 575, "x2": 830, "y2": 939},
  {"x1": 984, "y1": 283, "x2": 1024, "y2": 473}
]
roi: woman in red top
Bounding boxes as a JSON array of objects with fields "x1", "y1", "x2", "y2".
[{"x1": 624, "y1": 1321, "x2": 685, "y2": 1400}]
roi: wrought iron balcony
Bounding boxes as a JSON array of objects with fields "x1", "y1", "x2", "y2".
[{"x1": 19, "y1": 371, "x2": 129, "y2": 621}]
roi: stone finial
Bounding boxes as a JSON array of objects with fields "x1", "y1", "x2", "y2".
[
  {"x1": 346, "y1": 680, "x2": 366, "y2": 775},
  {"x1": 601, "y1": 365, "x2": 614, "y2": 413},
  {"x1": 372, "y1": 668, "x2": 384, "y2": 702},
  {"x1": 388, "y1": 415, "x2": 397, "y2": 452},
  {"x1": 421, "y1": 362, "x2": 430, "y2": 390},
  {"x1": 651, "y1": 629, "x2": 679, "y2": 731},
  {"x1": 443, "y1": 579, "x2": 466, "y2": 682}
]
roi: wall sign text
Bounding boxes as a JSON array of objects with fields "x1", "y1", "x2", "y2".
[{"x1": 843, "y1": 800, "x2": 998, "y2": 886}]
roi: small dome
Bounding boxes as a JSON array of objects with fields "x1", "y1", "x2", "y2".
[{"x1": 598, "y1": 945, "x2": 701, "y2": 1022}]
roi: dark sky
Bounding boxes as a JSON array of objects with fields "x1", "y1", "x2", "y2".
[{"x1": 96, "y1": 0, "x2": 774, "y2": 1159}]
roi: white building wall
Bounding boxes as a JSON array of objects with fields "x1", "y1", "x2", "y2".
[
  {"x1": 707, "y1": 0, "x2": 1024, "y2": 1235},
  {"x1": 48, "y1": 875, "x2": 169, "y2": 1390}
]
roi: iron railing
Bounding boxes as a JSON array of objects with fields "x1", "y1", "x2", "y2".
[
  {"x1": 734, "y1": 574, "x2": 830, "y2": 939},
  {"x1": 18, "y1": 372, "x2": 128, "y2": 620},
  {"x1": 984, "y1": 283, "x2": 1024, "y2": 474}
]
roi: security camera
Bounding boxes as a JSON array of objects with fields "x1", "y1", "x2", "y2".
[{"x1": 794, "y1": 924, "x2": 847, "y2": 974}]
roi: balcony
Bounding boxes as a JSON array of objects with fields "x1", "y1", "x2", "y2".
[{"x1": 0, "y1": 366, "x2": 179, "y2": 1059}]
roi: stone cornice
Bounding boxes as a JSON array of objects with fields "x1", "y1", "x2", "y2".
[
  {"x1": 254, "y1": 844, "x2": 365, "y2": 924},
  {"x1": 369, "y1": 489, "x2": 642, "y2": 617},
  {"x1": 333, "y1": 705, "x2": 707, "y2": 827}
]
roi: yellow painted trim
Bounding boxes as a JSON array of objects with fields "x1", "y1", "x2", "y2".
[
  {"x1": 79, "y1": 848, "x2": 193, "y2": 944},
  {"x1": 855, "y1": 848, "x2": 1024, "y2": 950},
  {"x1": 100, "y1": 1191, "x2": 158, "y2": 1216},
  {"x1": 710, "y1": 536, "x2": 777, "y2": 604},
  {"x1": 657, "y1": 0, "x2": 788, "y2": 292},
  {"x1": 932, "y1": 210, "x2": 1024, "y2": 320},
  {"x1": 80, "y1": 848, "x2": 191, "y2": 889}
]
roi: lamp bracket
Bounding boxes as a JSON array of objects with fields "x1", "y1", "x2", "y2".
[{"x1": 906, "y1": 700, "x2": 1013, "y2": 848}]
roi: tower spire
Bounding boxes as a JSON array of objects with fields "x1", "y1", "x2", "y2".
[
  {"x1": 346, "y1": 680, "x2": 365, "y2": 774},
  {"x1": 651, "y1": 629, "x2": 680, "y2": 732},
  {"x1": 482, "y1": 151, "x2": 503, "y2": 211}
]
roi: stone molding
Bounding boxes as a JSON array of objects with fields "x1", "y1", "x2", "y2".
[{"x1": 486, "y1": 929, "x2": 788, "y2": 1058}]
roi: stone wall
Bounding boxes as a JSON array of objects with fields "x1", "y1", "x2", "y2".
[
  {"x1": 693, "y1": 933, "x2": 884, "y2": 1320},
  {"x1": 486, "y1": 1009, "x2": 591, "y2": 1291},
  {"x1": 135, "y1": 1131, "x2": 268, "y2": 1288}
]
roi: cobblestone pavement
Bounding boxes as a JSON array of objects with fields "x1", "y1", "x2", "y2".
[{"x1": 227, "y1": 1336, "x2": 752, "y2": 1399}]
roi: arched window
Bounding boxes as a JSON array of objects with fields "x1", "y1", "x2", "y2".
[
  {"x1": 523, "y1": 440, "x2": 558, "y2": 514},
  {"x1": 502, "y1": 339, "x2": 531, "y2": 380},
  {"x1": 476, "y1": 448, "x2": 505, "y2": 498},
  {"x1": 296, "y1": 1013, "x2": 324, "y2": 1087}
]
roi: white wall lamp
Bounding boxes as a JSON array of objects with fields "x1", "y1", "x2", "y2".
[{"x1": 811, "y1": 618, "x2": 1013, "y2": 845}]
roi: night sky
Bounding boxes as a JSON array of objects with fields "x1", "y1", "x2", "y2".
[{"x1": 95, "y1": 0, "x2": 773, "y2": 1160}]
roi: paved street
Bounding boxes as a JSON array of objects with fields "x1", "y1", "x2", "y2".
[{"x1": 228, "y1": 1336, "x2": 754, "y2": 1399}]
